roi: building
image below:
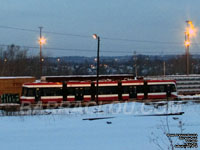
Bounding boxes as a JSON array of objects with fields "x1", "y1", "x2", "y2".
[{"x1": 0, "y1": 77, "x2": 35, "y2": 103}]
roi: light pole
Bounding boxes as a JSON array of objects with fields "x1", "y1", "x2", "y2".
[
  {"x1": 184, "y1": 21, "x2": 196, "y2": 75},
  {"x1": 163, "y1": 61, "x2": 166, "y2": 77},
  {"x1": 133, "y1": 51, "x2": 137, "y2": 77},
  {"x1": 38, "y1": 27, "x2": 46, "y2": 77},
  {"x1": 93, "y1": 34, "x2": 100, "y2": 104},
  {"x1": 185, "y1": 21, "x2": 190, "y2": 75}
]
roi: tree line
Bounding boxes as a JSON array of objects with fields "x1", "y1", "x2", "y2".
[{"x1": 0, "y1": 45, "x2": 199, "y2": 78}]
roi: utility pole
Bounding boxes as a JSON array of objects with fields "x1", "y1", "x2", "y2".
[
  {"x1": 133, "y1": 51, "x2": 137, "y2": 77},
  {"x1": 92, "y1": 34, "x2": 100, "y2": 105},
  {"x1": 39, "y1": 26, "x2": 43, "y2": 77},
  {"x1": 184, "y1": 20, "x2": 196, "y2": 75},
  {"x1": 185, "y1": 21, "x2": 190, "y2": 75},
  {"x1": 96, "y1": 36, "x2": 100, "y2": 105},
  {"x1": 163, "y1": 61, "x2": 166, "y2": 77}
]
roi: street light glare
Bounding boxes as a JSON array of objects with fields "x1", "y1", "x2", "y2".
[
  {"x1": 92, "y1": 34, "x2": 98, "y2": 39},
  {"x1": 184, "y1": 40, "x2": 190, "y2": 47},
  {"x1": 187, "y1": 21, "x2": 193, "y2": 25},
  {"x1": 186, "y1": 22, "x2": 197, "y2": 37},
  {"x1": 39, "y1": 37, "x2": 47, "y2": 45},
  {"x1": 184, "y1": 20, "x2": 196, "y2": 75}
]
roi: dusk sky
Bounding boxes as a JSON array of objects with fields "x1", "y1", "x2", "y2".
[{"x1": 0, "y1": 0, "x2": 200, "y2": 57}]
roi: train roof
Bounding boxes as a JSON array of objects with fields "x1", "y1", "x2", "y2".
[{"x1": 41, "y1": 74, "x2": 140, "y2": 82}]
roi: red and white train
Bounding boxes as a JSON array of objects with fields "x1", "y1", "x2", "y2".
[{"x1": 20, "y1": 79, "x2": 177, "y2": 103}]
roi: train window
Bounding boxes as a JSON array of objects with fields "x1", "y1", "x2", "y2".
[
  {"x1": 41, "y1": 88, "x2": 62, "y2": 96},
  {"x1": 149, "y1": 85, "x2": 165, "y2": 93},
  {"x1": 26, "y1": 88, "x2": 36, "y2": 97},
  {"x1": 66, "y1": 87, "x2": 90, "y2": 96},
  {"x1": 84, "y1": 87, "x2": 91, "y2": 95},
  {"x1": 137, "y1": 86, "x2": 144, "y2": 93},
  {"x1": 170, "y1": 84, "x2": 176, "y2": 92},
  {"x1": 67, "y1": 87, "x2": 75, "y2": 95},
  {"x1": 122, "y1": 86, "x2": 144, "y2": 94},
  {"x1": 122, "y1": 86, "x2": 129, "y2": 94},
  {"x1": 98, "y1": 86, "x2": 118, "y2": 94},
  {"x1": 22, "y1": 87, "x2": 27, "y2": 96}
]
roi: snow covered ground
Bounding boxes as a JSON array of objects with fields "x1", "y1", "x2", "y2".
[{"x1": 0, "y1": 101, "x2": 199, "y2": 150}]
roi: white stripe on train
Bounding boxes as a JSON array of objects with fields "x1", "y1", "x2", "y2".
[
  {"x1": 98, "y1": 94, "x2": 118, "y2": 97},
  {"x1": 41, "y1": 96, "x2": 63, "y2": 99},
  {"x1": 122, "y1": 83, "x2": 144, "y2": 86}
]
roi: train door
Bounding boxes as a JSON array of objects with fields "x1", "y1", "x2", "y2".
[
  {"x1": 91, "y1": 82, "x2": 95, "y2": 101},
  {"x1": 129, "y1": 86, "x2": 137, "y2": 99},
  {"x1": 62, "y1": 82, "x2": 67, "y2": 101},
  {"x1": 35, "y1": 88, "x2": 41, "y2": 102},
  {"x1": 118, "y1": 81, "x2": 122, "y2": 100},
  {"x1": 75, "y1": 88, "x2": 84, "y2": 101},
  {"x1": 166, "y1": 84, "x2": 171, "y2": 98}
]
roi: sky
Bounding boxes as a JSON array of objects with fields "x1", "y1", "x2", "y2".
[{"x1": 0, "y1": 0, "x2": 200, "y2": 57}]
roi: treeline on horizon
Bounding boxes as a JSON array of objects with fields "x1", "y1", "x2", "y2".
[{"x1": 0, "y1": 44, "x2": 199, "y2": 78}]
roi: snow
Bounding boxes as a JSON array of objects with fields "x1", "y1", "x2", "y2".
[
  {"x1": 0, "y1": 101, "x2": 199, "y2": 150},
  {"x1": 0, "y1": 103, "x2": 19, "y2": 106}
]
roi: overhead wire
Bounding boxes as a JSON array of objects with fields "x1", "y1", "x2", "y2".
[
  {"x1": 0, "y1": 24, "x2": 199, "y2": 55},
  {"x1": 0, "y1": 25, "x2": 188, "y2": 45},
  {"x1": 0, "y1": 43, "x2": 189, "y2": 55}
]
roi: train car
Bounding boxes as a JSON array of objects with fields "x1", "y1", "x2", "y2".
[{"x1": 20, "y1": 79, "x2": 177, "y2": 104}]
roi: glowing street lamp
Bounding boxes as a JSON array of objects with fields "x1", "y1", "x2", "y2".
[
  {"x1": 4, "y1": 58, "x2": 7, "y2": 62},
  {"x1": 92, "y1": 34, "x2": 100, "y2": 104},
  {"x1": 184, "y1": 40, "x2": 190, "y2": 47},
  {"x1": 38, "y1": 37, "x2": 47, "y2": 45},
  {"x1": 185, "y1": 21, "x2": 197, "y2": 37},
  {"x1": 41, "y1": 58, "x2": 44, "y2": 62}
]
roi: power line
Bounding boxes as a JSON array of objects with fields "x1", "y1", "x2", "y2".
[
  {"x1": 0, "y1": 25, "x2": 38, "y2": 33},
  {"x1": 43, "y1": 31, "x2": 91, "y2": 38},
  {"x1": 101, "y1": 37, "x2": 182, "y2": 45},
  {"x1": 0, "y1": 43, "x2": 189, "y2": 55},
  {"x1": 0, "y1": 25, "x2": 91, "y2": 38},
  {"x1": 0, "y1": 24, "x2": 191, "y2": 45}
]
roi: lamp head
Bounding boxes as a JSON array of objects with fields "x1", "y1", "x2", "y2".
[
  {"x1": 92, "y1": 34, "x2": 98, "y2": 39},
  {"x1": 39, "y1": 37, "x2": 47, "y2": 45}
]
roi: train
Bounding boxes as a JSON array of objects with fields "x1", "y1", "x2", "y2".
[{"x1": 20, "y1": 77, "x2": 177, "y2": 103}]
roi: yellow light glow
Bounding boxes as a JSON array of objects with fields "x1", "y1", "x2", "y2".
[
  {"x1": 186, "y1": 22, "x2": 197, "y2": 37},
  {"x1": 188, "y1": 21, "x2": 193, "y2": 25},
  {"x1": 184, "y1": 40, "x2": 190, "y2": 47},
  {"x1": 38, "y1": 37, "x2": 47, "y2": 45}
]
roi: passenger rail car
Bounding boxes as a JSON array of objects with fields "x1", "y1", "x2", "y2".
[{"x1": 20, "y1": 80, "x2": 177, "y2": 103}]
